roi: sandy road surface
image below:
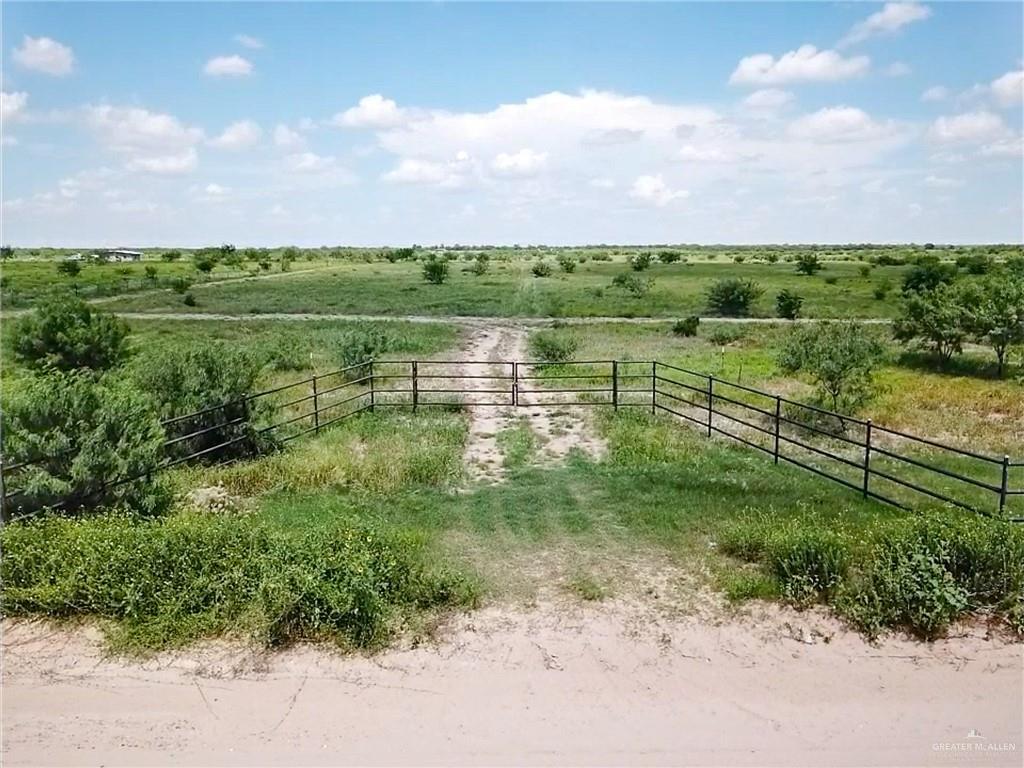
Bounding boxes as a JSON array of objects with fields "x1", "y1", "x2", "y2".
[{"x1": 3, "y1": 603, "x2": 1021, "y2": 768}]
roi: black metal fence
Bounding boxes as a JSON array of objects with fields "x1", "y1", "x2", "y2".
[{"x1": 1, "y1": 358, "x2": 1020, "y2": 522}]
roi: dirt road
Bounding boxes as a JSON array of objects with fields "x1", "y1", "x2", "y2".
[{"x1": 3, "y1": 603, "x2": 1021, "y2": 767}]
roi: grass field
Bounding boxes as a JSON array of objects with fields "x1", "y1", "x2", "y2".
[{"x1": 77, "y1": 258, "x2": 910, "y2": 318}]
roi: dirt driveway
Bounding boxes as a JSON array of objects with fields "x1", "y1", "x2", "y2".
[{"x1": 3, "y1": 599, "x2": 1021, "y2": 767}]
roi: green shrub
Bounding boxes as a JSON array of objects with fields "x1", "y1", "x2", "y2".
[
  {"x1": 532, "y1": 260, "x2": 553, "y2": 278},
  {"x1": 56, "y1": 259, "x2": 81, "y2": 277},
  {"x1": 778, "y1": 322, "x2": 885, "y2": 412},
  {"x1": 628, "y1": 252, "x2": 653, "y2": 271},
  {"x1": 422, "y1": 258, "x2": 449, "y2": 284},
  {"x1": 707, "y1": 324, "x2": 746, "y2": 346},
  {"x1": 182, "y1": 292, "x2": 197, "y2": 307},
  {"x1": 8, "y1": 292, "x2": 130, "y2": 373},
  {"x1": 795, "y1": 253, "x2": 822, "y2": 276},
  {"x1": 873, "y1": 278, "x2": 892, "y2": 300},
  {"x1": 672, "y1": 316, "x2": 700, "y2": 337},
  {"x1": 705, "y1": 278, "x2": 763, "y2": 316},
  {"x1": 129, "y1": 342, "x2": 267, "y2": 460},
  {"x1": 529, "y1": 330, "x2": 579, "y2": 363},
  {"x1": 469, "y1": 254, "x2": 489, "y2": 276},
  {"x1": 0, "y1": 372, "x2": 167, "y2": 517},
  {"x1": 557, "y1": 254, "x2": 577, "y2": 273},
  {"x1": 823, "y1": 276, "x2": 838, "y2": 285},
  {"x1": 161, "y1": 250, "x2": 181, "y2": 262},
  {"x1": 611, "y1": 272, "x2": 654, "y2": 298},
  {"x1": 0, "y1": 513, "x2": 476, "y2": 651},
  {"x1": 144, "y1": 265, "x2": 158, "y2": 281},
  {"x1": 337, "y1": 324, "x2": 395, "y2": 378},
  {"x1": 902, "y1": 256, "x2": 957, "y2": 295},
  {"x1": 775, "y1": 289, "x2": 804, "y2": 320},
  {"x1": 193, "y1": 251, "x2": 217, "y2": 274},
  {"x1": 657, "y1": 250, "x2": 681, "y2": 264}
]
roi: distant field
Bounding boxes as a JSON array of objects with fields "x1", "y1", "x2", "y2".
[{"x1": 93, "y1": 258, "x2": 909, "y2": 318}]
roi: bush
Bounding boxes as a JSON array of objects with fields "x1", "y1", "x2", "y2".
[
  {"x1": 705, "y1": 278, "x2": 763, "y2": 316},
  {"x1": 557, "y1": 254, "x2": 577, "y2": 273},
  {"x1": 193, "y1": 251, "x2": 217, "y2": 274},
  {"x1": 775, "y1": 289, "x2": 804, "y2": 320},
  {"x1": 795, "y1": 253, "x2": 823, "y2": 276},
  {"x1": 529, "y1": 331, "x2": 579, "y2": 363},
  {"x1": 161, "y1": 250, "x2": 181, "y2": 262},
  {"x1": 778, "y1": 322, "x2": 885, "y2": 412},
  {"x1": 182, "y1": 292, "x2": 197, "y2": 307},
  {"x1": 612, "y1": 272, "x2": 654, "y2": 298},
  {"x1": 532, "y1": 260, "x2": 553, "y2": 278},
  {"x1": 468, "y1": 254, "x2": 489, "y2": 276},
  {"x1": 8, "y1": 292, "x2": 130, "y2": 373},
  {"x1": 129, "y1": 343, "x2": 267, "y2": 461},
  {"x1": 657, "y1": 250, "x2": 681, "y2": 264},
  {"x1": 0, "y1": 372, "x2": 167, "y2": 517},
  {"x1": 672, "y1": 316, "x2": 700, "y2": 337},
  {"x1": 171, "y1": 277, "x2": 191, "y2": 294},
  {"x1": 823, "y1": 276, "x2": 838, "y2": 285},
  {"x1": 422, "y1": 258, "x2": 449, "y2": 284},
  {"x1": 337, "y1": 324, "x2": 395, "y2": 378},
  {"x1": 0, "y1": 513, "x2": 475, "y2": 651},
  {"x1": 902, "y1": 256, "x2": 957, "y2": 295},
  {"x1": 628, "y1": 252, "x2": 653, "y2": 271},
  {"x1": 144, "y1": 265, "x2": 158, "y2": 281},
  {"x1": 56, "y1": 259, "x2": 81, "y2": 277},
  {"x1": 893, "y1": 282, "x2": 971, "y2": 362},
  {"x1": 765, "y1": 253, "x2": 780, "y2": 264},
  {"x1": 957, "y1": 252, "x2": 994, "y2": 275},
  {"x1": 707, "y1": 324, "x2": 746, "y2": 346},
  {"x1": 840, "y1": 514, "x2": 1024, "y2": 639},
  {"x1": 873, "y1": 278, "x2": 892, "y2": 300}
]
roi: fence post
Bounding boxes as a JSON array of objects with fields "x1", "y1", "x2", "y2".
[
  {"x1": 368, "y1": 361, "x2": 376, "y2": 413},
  {"x1": 862, "y1": 420, "x2": 873, "y2": 499},
  {"x1": 706, "y1": 376, "x2": 714, "y2": 437},
  {"x1": 513, "y1": 361, "x2": 518, "y2": 407},
  {"x1": 650, "y1": 361, "x2": 656, "y2": 414},
  {"x1": 999, "y1": 455, "x2": 1010, "y2": 515},
  {"x1": 773, "y1": 395, "x2": 781, "y2": 465},
  {"x1": 412, "y1": 361, "x2": 419, "y2": 413},
  {"x1": 312, "y1": 375, "x2": 320, "y2": 434},
  {"x1": 612, "y1": 361, "x2": 619, "y2": 411}
]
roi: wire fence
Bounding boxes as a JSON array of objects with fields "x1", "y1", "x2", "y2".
[{"x1": 1, "y1": 358, "x2": 1020, "y2": 523}]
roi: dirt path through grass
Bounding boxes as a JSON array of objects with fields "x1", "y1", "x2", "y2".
[
  {"x1": 458, "y1": 322, "x2": 605, "y2": 484},
  {"x1": 4, "y1": 606, "x2": 1019, "y2": 767}
]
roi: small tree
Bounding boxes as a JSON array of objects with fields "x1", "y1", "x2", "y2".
[
  {"x1": 0, "y1": 245, "x2": 13, "y2": 260},
  {"x1": 56, "y1": 259, "x2": 81, "y2": 278},
  {"x1": 423, "y1": 258, "x2": 449, "y2": 284},
  {"x1": 893, "y1": 283, "x2": 970, "y2": 363},
  {"x1": 705, "y1": 278, "x2": 763, "y2": 316},
  {"x1": 193, "y1": 250, "x2": 217, "y2": 274},
  {"x1": 469, "y1": 254, "x2": 489, "y2": 276},
  {"x1": 672, "y1": 316, "x2": 700, "y2": 337},
  {"x1": 901, "y1": 256, "x2": 957, "y2": 295},
  {"x1": 144, "y1": 265, "x2": 158, "y2": 281},
  {"x1": 1, "y1": 371, "x2": 167, "y2": 516},
  {"x1": 612, "y1": 272, "x2": 653, "y2": 298},
  {"x1": 776, "y1": 289, "x2": 804, "y2": 320},
  {"x1": 9, "y1": 293, "x2": 129, "y2": 373},
  {"x1": 161, "y1": 249, "x2": 182, "y2": 262},
  {"x1": 557, "y1": 254, "x2": 577, "y2": 273},
  {"x1": 629, "y1": 252, "x2": 653, "y2": 271},
  {"x1": 795, "y1": 253, "x2": 823, "y2": 276},
  {"x1": 778, "y1": 322, "x2": 885, "y2": 413},
  {"x1": 657, "y1": 250, "x2": 681, "y2": 264},
  {"x1": 532, "y1": 261, "x2": 553, "y2": 278},
  {"x1": 965, "y1": 275, "x2": 1024, "y2": 376}
]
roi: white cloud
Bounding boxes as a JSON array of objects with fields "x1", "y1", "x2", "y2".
[
  {"x1": 923, "y1": 175, "x2": 964, "y2": 188},
  {"x1": 1, "y1": 91, "x2": 28, "y2": 121},
  {"x1": 273, "y1": 124, "x2": 305, "y2": 149},
  {"x1": 991, "y1": 70, "x2": 1024, "y2": 107},
  {"x1": 742, "y1": 88, "x2": 794, "y2": 110},
  {"x1": 205, "y1": 183, "x2": 229, "y2": 195},
  {"x1": 980, "y1": 137, "x2": 1024, "y2": 158},
  {"x1": 788, "y1": 107, "x2": 897, "y2": 142},
  {"x1": 921, "y1": 85, "x2": 949, "y2": 102},
  {"x1": 885, "y1": 61, "x2": 912, "y2": 77},
  {"x1": 491, "y1": 148, "x2": 548, "y2": 177},
  {"x1": 204, "y1": 55, "x2": 253, "y2": 77},
  {"x1": 928, "y1": 111, "x2": 1010, "y2": 143},
  {"x1": 209, "y1": 120, "x2": 262, "y2": 150},
  {"x1": 12, "y1": 35, "x2": 74, "y2": 76},
  {"x1": 126, "y1": 148, "x2": 198, "y2": 175},
  {"x1": 679, "y1": 145, "x2": 744, "y2": 162},
  {"x1": 840, "y1": 2, "x2": 932, "y2": 48},
  {"x1": 234, "y1": 34, "x2": 264, "y2": 50},
  {"x1": 590, "y1": 177, "x2": 616, "y2": 189},
  {"x1": 333, "y1": 94, "x2": 407, "y2": 129},
  {"x1": 729, "y1": 45, "x2": 869, "y2": 85},
  {"x1": 629, "y1": 174, "x2": 688, "y2": 207},
  {"x1": 284, "y1": 151, "x2": 336, "y2": 173},
  {"x1": 382, "y1": 151, "x2": 475, "y2": 188}
]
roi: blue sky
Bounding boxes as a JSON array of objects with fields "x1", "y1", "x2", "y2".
[{"x1": 2, "y1": 1, "x2": 1022, "y2": 246}]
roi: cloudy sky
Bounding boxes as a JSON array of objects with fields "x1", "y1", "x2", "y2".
[{"x1": 2, "y1": 2, "x2": 1022, "y2": 246}]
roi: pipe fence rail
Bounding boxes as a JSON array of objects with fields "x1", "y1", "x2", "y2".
[{"x1": 1, "y1": 358, "x2": 1020, "y2": 523}]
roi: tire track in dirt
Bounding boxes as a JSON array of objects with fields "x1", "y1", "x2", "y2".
[{"x1": 458, "y1": 322, "x2": 605, "y2": 485}]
